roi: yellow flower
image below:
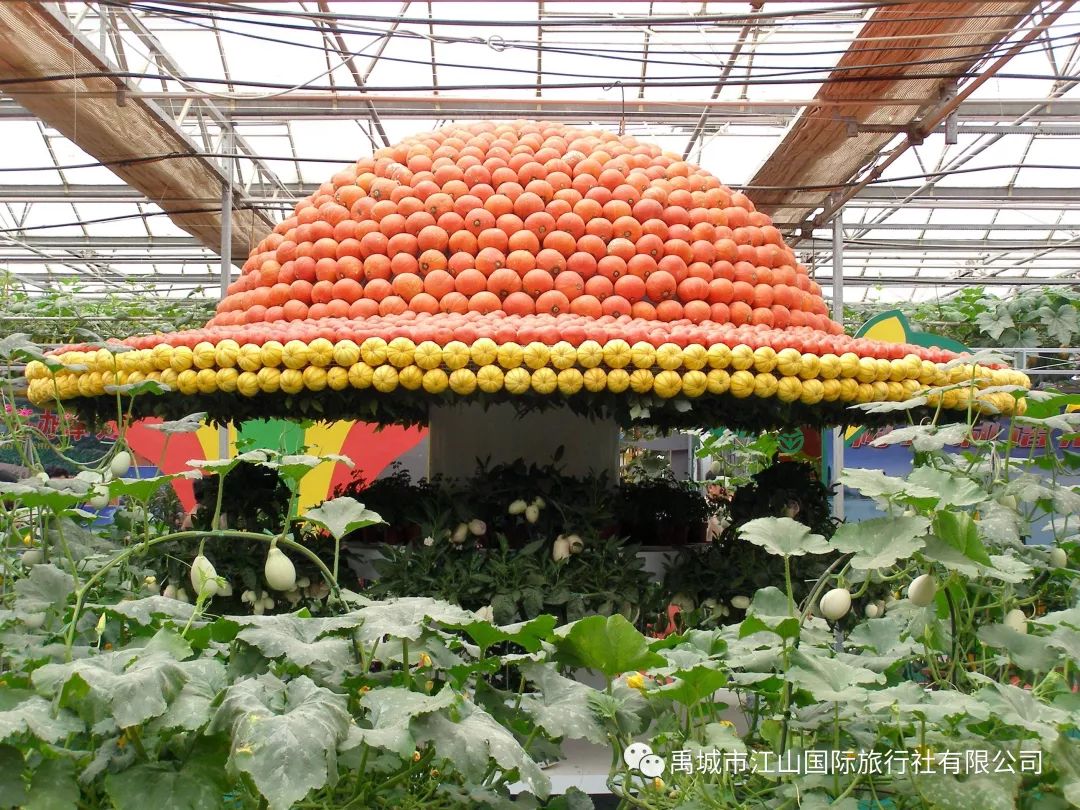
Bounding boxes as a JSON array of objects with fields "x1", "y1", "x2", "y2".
[
  {"x1": 418, "y1": 652, "x2": 432, "y2": 668},
  {"x1": 626, "y1": 673, "x2": 645, "y2": 690}
]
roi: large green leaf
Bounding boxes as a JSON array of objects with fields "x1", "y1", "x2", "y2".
[
  {"x1": 0, "y1": 479, "x2": 91, "y2": 511},
  {"x1": 829, "y1": 515, "x2": 929, "y2": 569},
  {"x1": 234, "y1": 612, "x2": 361, "y2": 674},
  {"x1": 785, "y1": 648, "x2": 883, "y2": 702},
  {"x1": 977, "y1": 624, "x2": 1061, "y2": 673},
  {"x1": 353, "y1": 598, "x2": 487, "y2": 643},
  {"x1": 153, "y1": 659, "x2": 228, "y2": 732},
  {"x1": 208, "y1": 673, "x2": 352, "y2": 810},
  {"x1": 906, "y1": 467, "x2": 988, "y2": 508},
  {"x1": 450, "y1": 614, "x2": 557, "y2": 654},
  {"x1": 519, "y1": 663, "x2": 606, "y2": 745},
  {"x1": 303, "y1": 496, "x2": 382, "y2": 540},
  {"x1": 918, "y1": 536, "x2": 982, "y2": 578},
  {"x1": 32, "y1": 647, "x2": 187, "y2": 729},
  {"x1": 1017, "y1": 412, "x2": 1080, "y2": 434},
  {"x1": 913, "y1": 764, "x2": 1019, "y2": 810},
  {"x1": 847, "y1": 616, "x2": 917, "y2": 658},
  {"x1": 13, "y1": 564, "x2": 74, "y2": 622},
  {"x1": 851, "y1": 395, "x2": 928, "y2": 415},
  {"x1": 0, "y1": 691, "x2": 82, "y2": 743},
  {"x1": 654, "y1": 664, "x2": 729, "y2": 707},
  {"x1": 970, "y1": 676, "x2": 1071, "y2": 742},
  {"x1": 0, "y1": 745, "x2": 26, "y2": 808},
  {"x1": 871, "y1": 423, "x2": 970, "y2": 451},
  {"x1": 98, "y1": 596, "x2": 196, "y2": 625},
  {"x1": 1051, "y1": 734, "x2": 1080, "y2": 807},
  {"x1": 107, "y1": 473, "x2": 196, "y2": 503},
  {"x1": 736, "y1": 586, "x2": 804, "y2": 640},
  {"x1": 933, "y1": 510, "x2": 992, "y2": 566},
  {"x1": 840, "y1": 468, "x2": 936, "y2": 501},
  {"x1": 1045, "y1": 626, "x2": 1080, "y2": 666},
  {"x1": 145, "y1": 412, "x2": 207, "y2": 434},
  {"x1": 352, "y1": 686, "x2": 455, "y2": 757},
  {"x1": 270, "y1": 453, "x2": 354, "y2": 488},
  {"x1": 187, "y1": 449, "x2": 273, "y2": 475},
  {"x1": 0, "y1": 333, "x2": 64, "y2": 370},
  {"x1": 414, "y1": 702, "x2": 549, "y2": 798},
  {"x1": 976, "y1": 500, "x2": 1025, "y2": 546},
  {"x1": 25, "y1": 757, "x2": 79, "y2": 810},
  {"x1": 104, "y1": 762, "x2": 227, "y2": 810},
  {"x1": 553, "y1": 614, "x2": 665, "y2": 678},
  {"x1": 738, "y1": 517, "x2": 831, "y2": 557},
  {"x1": 586, "y1": 685, "x2": 649, "y2": 738},
  {"x1": 1036, "y1": 607, "x2": 1080, "y2": 631}
]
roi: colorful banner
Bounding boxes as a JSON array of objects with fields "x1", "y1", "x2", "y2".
[
  {"x1": 2, "y1": 400, "x2": 426, "y2": 513},
  {"x1": 125, "y1": 419, "x2": 427, "y2": 513}
]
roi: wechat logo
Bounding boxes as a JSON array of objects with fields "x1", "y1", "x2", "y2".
[{"x1": 624, "y1": 742, "x2": 665, "y2": 778}]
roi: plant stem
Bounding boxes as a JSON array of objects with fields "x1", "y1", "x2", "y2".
[
  {"x1": 212, "y1": 472, "x2": 226, "y2": 531},
  {"x1": 63, "y1": 529, "x2": 339, "y2": 655}
]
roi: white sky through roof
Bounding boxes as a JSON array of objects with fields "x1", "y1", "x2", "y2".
[{"x1": 0, "y1": 1, "x2": 1078, "y2": 308}]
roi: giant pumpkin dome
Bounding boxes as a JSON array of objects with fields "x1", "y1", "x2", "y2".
[{"x1": 26, "y1": 121, "x2": 1028, "y2": 429}]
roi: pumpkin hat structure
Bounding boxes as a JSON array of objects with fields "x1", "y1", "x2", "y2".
[{"x1": 27, "y1": 121, "x2": 1029, "y2": 430}]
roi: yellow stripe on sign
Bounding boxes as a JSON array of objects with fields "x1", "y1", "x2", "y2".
[
  {"x1": 194, "y1": 423, "x2": 237, "y2": 463},
  {"x1": 297, "y1": 420, "x2": 355, "y2": 513},
  {"x1": 861, "y1": 315, "x2": 908, "y2": 346}
]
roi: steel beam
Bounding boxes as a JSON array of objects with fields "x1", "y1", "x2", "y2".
[
  {"x1": 0, "y1": 2, "x2": 272, "y2": 263},
  {"x1": 801, "y1": 237, "x2": 1080, "y2": 252},
  {"x1": 746, "y1": 2, "x2": 1045, "y2": 226},
  {"x1": 5, "y1": 94, "x2": 1080, "y2": 124},
  {"x1": 1, "y1": 184, "x2": 1074, "y2": 207},
  {"x1": 0, "y1": 184, "x2": 317, "y2": 203}
]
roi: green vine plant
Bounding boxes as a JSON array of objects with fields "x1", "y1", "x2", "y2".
[
  {"x1": 0, "y1": 272, "x2": 215, "y2": 346},
  {"x1": 845, "y1": 285, "x2": 1080, "y2": 351}
]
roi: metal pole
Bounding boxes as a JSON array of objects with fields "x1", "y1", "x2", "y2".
[
  {"x1": 217, "y1": 130, "x2": 233, "y2": 463},
  {"x1": 831, "y1": 209, "x2": 845, "y2": 521}
]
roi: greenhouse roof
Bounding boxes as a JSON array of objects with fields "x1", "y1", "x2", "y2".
[{"x1": 0, "y1": 1, "x2": 1078, "y2": 305}]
